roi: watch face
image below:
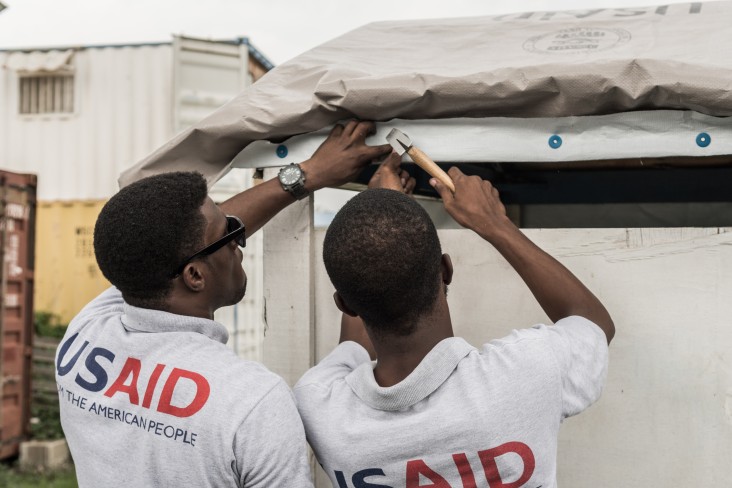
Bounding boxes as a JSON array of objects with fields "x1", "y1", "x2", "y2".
[{"x1": 280, "y1": 166, "x2": 302, "y2": 185}]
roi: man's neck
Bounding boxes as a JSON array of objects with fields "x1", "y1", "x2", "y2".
[
  {"x1": 165, "y1": 289, "x2": 215, "y2": 320},
  {"x1": 371, "y1": 306, "x2": 453, "y2": 387}
]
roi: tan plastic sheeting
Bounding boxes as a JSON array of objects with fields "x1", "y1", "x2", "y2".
[{"x1": 120, "y1": 1, "x2": 732, "y2": 187}]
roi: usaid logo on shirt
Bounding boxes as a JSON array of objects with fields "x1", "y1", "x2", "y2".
[
  {"x1": 333, "y1": 441, "x2": 536, "y2": 488},
  {"x1": 56, "y1": 332, "x2": 210, "y2": 418}
]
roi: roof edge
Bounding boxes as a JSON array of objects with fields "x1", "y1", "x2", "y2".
[{"x1": 0, "y1": 36, "x2": 276, "y2": 69}]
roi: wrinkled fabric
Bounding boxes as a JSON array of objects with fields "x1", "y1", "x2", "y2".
[{"x1": 121, "y1": 2, "x2": 732, "y2": 186}]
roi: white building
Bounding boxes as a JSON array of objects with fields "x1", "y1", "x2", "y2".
[{"x1": 0, "y1": 36, "x2": 272, "y2": 359}]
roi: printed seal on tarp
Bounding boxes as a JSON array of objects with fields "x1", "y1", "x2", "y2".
[{"x1": 523, "y1": 27, "x2": 631, "y2": 54}]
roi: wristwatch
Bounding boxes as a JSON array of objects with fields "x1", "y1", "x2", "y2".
[{"x1": 278, "y1": 163, "x2": 309, "y2": 200}]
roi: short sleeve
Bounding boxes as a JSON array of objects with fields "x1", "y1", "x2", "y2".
[
  {"x1": 542, "y1": 316, "x2": 609, "y2": 418},
  {"x1": 234, "y1": 380, "x2": 314, "y2": 488}
]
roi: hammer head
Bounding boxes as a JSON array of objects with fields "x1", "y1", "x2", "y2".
[{"x1": 386, "y1": 128, "x2": 412, "y2": 156}]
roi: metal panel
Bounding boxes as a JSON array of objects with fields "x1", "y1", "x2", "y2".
[
  {"x1": 34, "y1": 200, "x2": 109, "y2": 324},
  {"x1": 0, "y1": 169, "x2": 36, "y2": 459},
  {"x1": 0, "y1": 38, "x2": 256, "y2": 197},
  {"x1": 0, "y1": 45, "x2": 173, "y2": 201},
  {"x1": 173, "y1": 36, "x2": 249, "y2": 135}
]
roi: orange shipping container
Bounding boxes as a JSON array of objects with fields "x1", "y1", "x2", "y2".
[{"x1": 34, "y1": 200, "x2": 109, "y2": 325}]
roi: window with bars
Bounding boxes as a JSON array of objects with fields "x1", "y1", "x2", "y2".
[{"x1": 18, "y1": 74, "x2": 74, "y2": 114}]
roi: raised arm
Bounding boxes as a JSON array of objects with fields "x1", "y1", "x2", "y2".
[
  {"x1": 431, "y1": 167, "x2": 615, "y2": 344},
  {"x1": 219, "y1": 121, "x2": 391, "y2": 237}
]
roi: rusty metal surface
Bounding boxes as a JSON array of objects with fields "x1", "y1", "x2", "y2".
[{"x1": 0, "y1": 169, "x2": 36, "y2": 459}]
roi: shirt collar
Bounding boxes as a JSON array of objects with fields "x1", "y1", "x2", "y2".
[
  {"x1": 121, "y1": 302, "x2": 229, "y2": 344},
  {"x1": 345, "y1": 337, "x2": 474, "y2": 411}
]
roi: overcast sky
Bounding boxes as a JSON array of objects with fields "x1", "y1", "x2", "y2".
[{"x1": 0, "y1": 0, "x2": 694, "y2": 64}]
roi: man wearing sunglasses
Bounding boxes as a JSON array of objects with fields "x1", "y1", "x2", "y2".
[{"x1": 55, "y1": 121, "x2": 393, "y2": 488}]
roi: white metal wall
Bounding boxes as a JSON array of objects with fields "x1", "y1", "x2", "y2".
[
  {"x1": 0, "y1": 45, "x2": 173, "y2": 201},
  {"x1": 173, "y1": 37, "x2": 249, "y2": 135},
  {"x1": 0, "y1": 38, "x2": 253, "y2": 201}
]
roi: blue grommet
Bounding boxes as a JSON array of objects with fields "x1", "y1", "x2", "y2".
[
  {"x1": 696, "y1": 132, "x2": 711, "y2": 148},
  {"x1": 548, "y1": 135, "x2": 562, "y2": 149},
  {"x1": 276, "y1": 145, "x2": 288, "y2": 158}
]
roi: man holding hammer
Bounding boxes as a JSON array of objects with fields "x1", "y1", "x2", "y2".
[{"x1": 295, "y1": 164, "x2": 614, "y2": 487}]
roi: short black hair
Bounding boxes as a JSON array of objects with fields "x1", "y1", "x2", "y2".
[
  {"x1": 94, "y1": 172, "x2": 208, "y2": 307},
  {"x1": 323, "y1": 189, "x2": 442, "y2": 336}
]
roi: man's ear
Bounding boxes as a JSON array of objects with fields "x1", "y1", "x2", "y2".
[
  {"x1": 182, "y1": 262, "x2": 206, "y2": 292},
  {"x1": 441, "y1": 253, "x2": 453, "y2": 285},
  {"x1": 333, "y1": 291, "x2": 358, "y2": 317}
]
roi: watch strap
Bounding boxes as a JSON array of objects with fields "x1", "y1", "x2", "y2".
[{"x1": 288, "y1": 178, "x2": 309, "y2": 200}]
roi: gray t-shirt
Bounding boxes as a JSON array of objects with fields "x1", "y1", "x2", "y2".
[
  {"x1": 56, "y1": 287, "x2": 313, "y2": 488},
  {"x1": 294, "y1": 316, "x2": 608, "y2": 488}
]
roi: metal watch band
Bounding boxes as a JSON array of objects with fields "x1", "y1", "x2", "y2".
[{"x1": 287, "y1": 179, "x2": 309, "y2": 200}]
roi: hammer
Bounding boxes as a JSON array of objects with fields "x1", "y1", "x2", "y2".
[{"x1": 386, "y1": 128, "x2": 455, "y2": 193}]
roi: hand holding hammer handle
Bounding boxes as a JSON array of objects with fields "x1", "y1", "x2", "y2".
[{"x1": 407, "y1": 146, "x2": 456, "y2": 193}]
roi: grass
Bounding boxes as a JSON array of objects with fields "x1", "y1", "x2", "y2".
[
  {"x1": 0, "y1": 462, "x2": 77, "y2": 488},
  {"x1": 33, "y1": 311, "x2": 67, "y2": 339}
]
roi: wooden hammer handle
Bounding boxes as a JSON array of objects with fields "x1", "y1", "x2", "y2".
[{"x1": 407, "y1": 146, "x2": 455, "y2": 193}]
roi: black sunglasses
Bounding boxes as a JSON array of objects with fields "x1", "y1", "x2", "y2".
[{"x1": 172, "y1": 215, "x2": 246, "y2": 277}]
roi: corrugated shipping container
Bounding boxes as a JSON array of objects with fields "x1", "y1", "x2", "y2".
[
  {"x1": 0, "y1": 44, "x2": 172, "y2": 201},
  {"x1": 34, "y1": 200, "x2": 109, "y2": 324},
  {"x1": 0, "y1": 169, "x2": 35, "y2": 459},
  {"x1": 0, "y1": 36, "x2": 266, "y2": 202}
]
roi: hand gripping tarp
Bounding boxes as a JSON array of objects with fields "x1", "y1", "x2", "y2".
[{"x1": 119, "y1": 1, "x2": 732, "y2": 187}]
